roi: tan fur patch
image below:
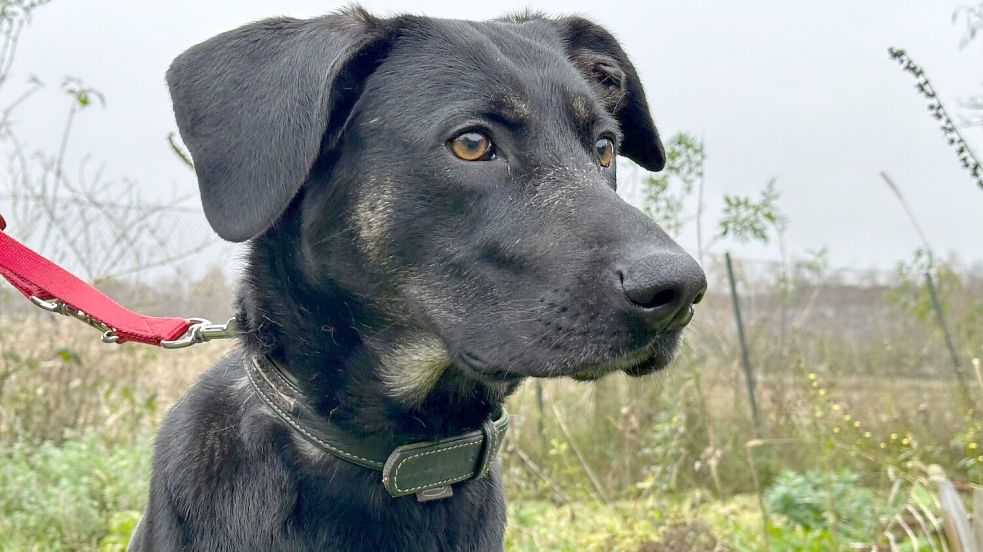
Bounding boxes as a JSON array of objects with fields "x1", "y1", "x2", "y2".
[
  {"x1": 573, "y1": 95, "x2": 592, "y2": 123},
  {"x1": 502, "y1": 96, "x2": 530, "y2": 122},
  {"x1": 378, "y1": 335, "x2": 452, "y2": 404},
  {"x1": 354, "y1": 177, "x2": 396, "y2": 264}
]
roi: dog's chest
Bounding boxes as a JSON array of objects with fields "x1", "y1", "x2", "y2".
[{"x1": 287, "y1": 465, "x2": 507, "y2": 551}]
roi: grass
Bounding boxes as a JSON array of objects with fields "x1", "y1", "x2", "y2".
[
  {"x1": 0, "y1": 433, "x2": 764, "y2": 551},
  {"x1": 0, "y1": 256, "x2": 981, "y2": 550},
  {"x1": 0, "y1": 432, "x2": 148, "y2": 552}
]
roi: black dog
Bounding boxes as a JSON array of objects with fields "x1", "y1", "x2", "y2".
[{"x1": 129, "y1": 7, "x2": 706, "y2": 551}]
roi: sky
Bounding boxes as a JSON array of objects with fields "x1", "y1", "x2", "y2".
[{"x1": 4, "y1": 0, "x2": 983, "y2": 274}]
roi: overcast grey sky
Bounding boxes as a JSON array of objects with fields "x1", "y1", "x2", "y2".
[{"x1": 6, "y1": 0, "x2": 983, "y2": 272}]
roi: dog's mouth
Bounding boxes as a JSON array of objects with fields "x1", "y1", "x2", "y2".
[
  {"x1": 453, "y1": 350, "x2": 526, "y2": 387},
  {"x1": 454, "y1": 331, "x2": 683, "y2": 384},
  {"x1": 570, "y1": 332, "x2": 683, "y2": 381}
]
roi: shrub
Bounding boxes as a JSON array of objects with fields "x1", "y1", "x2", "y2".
[
  {"x1": 0, "y1": 432, "x2": 149, "y2": 550},
  {"x1": 763, "y1": 469, "x2": 876, "y2": 543}
]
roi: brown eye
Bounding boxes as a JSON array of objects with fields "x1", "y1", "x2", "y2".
[
  {"x1": 595, "y1": 137, "x2": 615, "y2": 167},
  {"x1": 450, "y1": 132, "x2": 495, "y2": 161}
]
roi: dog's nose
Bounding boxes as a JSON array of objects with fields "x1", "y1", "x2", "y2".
[{"x1": 618, "y1": 250, "x2": 707, "y2": 331}]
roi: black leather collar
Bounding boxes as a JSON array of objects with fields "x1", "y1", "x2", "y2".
[{"x1": 244, "y1": 354, "x2": 509, "y2": 501}]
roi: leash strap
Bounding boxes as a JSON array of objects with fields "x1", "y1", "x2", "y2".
[
  {"x1": 0, "y1": 213, "x2": 233, "y2": 347},
  {"x1": 246, "y1": 354, "x2": 509, "y2": 501}
]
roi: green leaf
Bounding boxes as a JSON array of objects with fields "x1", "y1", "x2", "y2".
[{"x1": 55, "y1": 348, "x2": 82, "y2": 365}]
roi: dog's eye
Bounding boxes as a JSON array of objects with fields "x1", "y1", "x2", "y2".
[
  {"x1": 450, "y1": 132, "x2": 495, "y2": 161},
  {"x1": 595, "y1": 137, "x2": 615, "y2": 168}
]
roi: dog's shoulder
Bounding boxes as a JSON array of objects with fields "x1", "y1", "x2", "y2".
[
  {"x1": 138, "y1": 350, "x2": 300, "y2": 549},
  {"x1": 153, "y1": 349, "x2": 295, "y2": 483}
]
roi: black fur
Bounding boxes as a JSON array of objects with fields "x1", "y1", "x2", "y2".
[{"x1": 130, "y1": 8, "x2": 706, "y2": 551}]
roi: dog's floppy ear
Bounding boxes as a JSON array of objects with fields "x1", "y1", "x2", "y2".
[
  {"x1": 551, "y1": 17, "x2": 665, "y2": 171},
  {"x1": 167, "y1": 10, "x2": 394, "y2": 242}
]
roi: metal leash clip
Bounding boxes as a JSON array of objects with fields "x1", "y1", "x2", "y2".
[
  {"x1": 29, "y1": 295, "x2": 237, "y2": 348},
  {"x1": 29, "y1": 296, "x2": 119, "y2": 343},
  {"x1": 159, "y1": 317, "x2": 238, "y2": 349}
]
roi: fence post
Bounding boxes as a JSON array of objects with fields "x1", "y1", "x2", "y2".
[
  {"x1": 535, "y1": 381, "x2": 546, "y2": 449},
  {"x1": 973, "y1": 486, "x2": 983, "y2": 552},
  {"x1": 930, "y1": 464, "x2": 976, "y2": 552},
  {"x1": 725, "y1": 252, "x2": 762, "y2": 435},
  {"x1": 924, "y1": 272, "x2": 970, "y2": 406}
]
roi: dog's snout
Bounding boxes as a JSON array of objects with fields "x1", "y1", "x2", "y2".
[{"x1": 617, "y1": 250, "x2": 707, "y2": 330}]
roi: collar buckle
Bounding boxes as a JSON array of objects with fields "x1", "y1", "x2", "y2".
[{"x1": 380, "y1": 409, "x2": 509, "y2": 499}]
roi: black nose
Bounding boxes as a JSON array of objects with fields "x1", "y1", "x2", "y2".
[{"x1": 618, "y1": 250, "x2": 707, "y2": 330}]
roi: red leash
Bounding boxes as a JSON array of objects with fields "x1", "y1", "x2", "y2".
[{"x1": 0, "y1": 213, "x2": 234, "y2": 347}]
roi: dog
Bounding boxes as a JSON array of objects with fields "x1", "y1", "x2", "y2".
[{"x1": 128, "y1": 7, "x2": 706, "y2": 551}]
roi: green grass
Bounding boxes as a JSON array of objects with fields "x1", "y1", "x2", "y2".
[
  {"x1": 0, "y1": 432, "x2": 833, "y2": 551},
  {"x1": 0, "y1": 431, "x2": 948, "y2": 551},
  {"x1": 0, "y1": 433, "x2": 149, "y2": 551}
]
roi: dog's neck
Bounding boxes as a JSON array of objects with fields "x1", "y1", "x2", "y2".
[{"x1": 235, "y1": 217, "x2": 520, "y2": 442}]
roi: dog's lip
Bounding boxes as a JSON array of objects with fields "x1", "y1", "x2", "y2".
[
  {"x1": 454, "y1": 350, "x2": 525, "y2": 385},
  {"x1": 455, "y1": 331, "x2": 681, "y2": 382},
  {"x1": 568, "y1": 337, "x2": 667, "y2": 380}
]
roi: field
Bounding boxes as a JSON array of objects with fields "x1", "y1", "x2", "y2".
[
  {"x1": 1, "y1": 2, "x2": 982, "y2": 550},
  {"x1": 1, "y1": 254, "x2": 981, "y2": 551}
]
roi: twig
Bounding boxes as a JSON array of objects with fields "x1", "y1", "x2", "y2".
[
  {"x1": 888, "y1": 48, "x2": 983, "y2": 191},
  {"x1": 550, "y1": 404, "x2": 610, "y2": 504},
  {"x1": 512, "y1": 444, "x2": 573, "y2": 504}
]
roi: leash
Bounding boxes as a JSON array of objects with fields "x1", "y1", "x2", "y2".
[{"x1": 0, "y1": 213, "x2": 235, "y2": 348}]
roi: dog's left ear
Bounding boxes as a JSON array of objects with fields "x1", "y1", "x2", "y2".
[
  {"x1": 167, "y1": 10, "x2": 397, "y2": 242},
  {"x1": 551, "y1": 17, "x2": 665, "y2": 171}
]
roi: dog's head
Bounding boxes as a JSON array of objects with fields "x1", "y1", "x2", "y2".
[{"x1": 168, "y1": 8, "x2": 706, "y2": 399}]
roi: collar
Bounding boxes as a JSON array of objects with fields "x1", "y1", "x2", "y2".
[{"x1": 244, "y1": 354, "x2": 509, "y2": 502}]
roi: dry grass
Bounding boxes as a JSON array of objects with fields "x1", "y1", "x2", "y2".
[
  {"x1": 0, "y1": 312, "x2": 222, "y2": 444},
  {"x1": 1, "y1": 260, "x2": 980, "y2": 549}
]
